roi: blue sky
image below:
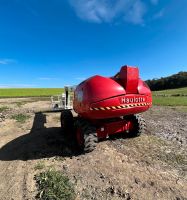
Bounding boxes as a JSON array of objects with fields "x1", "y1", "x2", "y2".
[{"x1": 0, "y1": 0, "x2": 187, "y2": 88}]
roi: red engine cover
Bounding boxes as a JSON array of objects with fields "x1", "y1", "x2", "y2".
[{"x1": 73, "y1": 66, "x2": 152, "y2": 119}]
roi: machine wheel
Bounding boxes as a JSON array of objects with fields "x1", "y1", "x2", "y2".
[
  {"x1": 125, "y1": 114, "x2": 146, "y2": 137},
  {"x1": 61, "y1": 110, "x2": 74, "y2": 137},
  {"x1": 75, "y1": 119, "x2": 98, "y2": 153}
]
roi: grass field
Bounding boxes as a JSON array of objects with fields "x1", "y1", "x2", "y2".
[
  {"x1": 153, "y1": 96, "x2": 187, "y2": 106},
  {"x1": 153, "y1": 87, "x2": 187, "y2": 106},
  {"x1": 153, "y1": 87, "x2": 187, "y2": 96},
  {"x1": 0, "y1": 87, "x2": 187, "y2": 106},
  {"x1": 0, "y1": 88, "x2": 64, "y2": 98}
]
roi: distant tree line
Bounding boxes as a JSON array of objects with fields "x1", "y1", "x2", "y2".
[{"x1": 146, "y1": 71, "x2": 187, "y2": 91}]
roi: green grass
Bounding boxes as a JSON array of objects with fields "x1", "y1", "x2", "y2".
[
  {"x1": 35, "y1": 169, "x2": 75, "y2": 200},
  {"x1": 1, "y1": 87, "x2": 187, "y2": 107},
  {"x1": 14, "y1": 101, "x2": 26, "y2": 107},
  {"x1": 153, "y1": 87, "x2": 187, "y2": 106},
  {"x1": 0, "y1": 106, "x2": 9, "y2": 112},
  {"x1": 35, "y1": 162, "x2": 45, "y2": 170},
  {"x1": 0, "y1": 88, "x2": 64, "y2": 98},
  {"x1": 153, "y1": 87, "x2": 187, "y2": 96},
  {"x1": 11, "y1": 114, "x2": 30, "y2": 123},
  {"x1": 153, "y1": 96, "x2": 187, "y2": 106}
]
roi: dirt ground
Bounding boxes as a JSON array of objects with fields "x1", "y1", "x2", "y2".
[{"x1": 0, "y1": 98, "x2": 186, "y2": 200}]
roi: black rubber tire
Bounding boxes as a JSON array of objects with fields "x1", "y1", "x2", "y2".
[
  {"x1": 60, "y1": 110, "x2": 74, "y2": 136},
  {"x1": 75, "y1": 118, "x2": 98, "y2": 153},
  {"x1": 125, "y1": 114, "x2": 146, "y2": 137}
]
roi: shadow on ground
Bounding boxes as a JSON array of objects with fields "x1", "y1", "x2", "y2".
[{"x1": 0, "y1": 112, "x2": 79, "y2": 161}]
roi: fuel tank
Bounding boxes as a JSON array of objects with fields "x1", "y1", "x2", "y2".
[{"x1": 73, "y1": 66, "x2": 152, "y2": 119}]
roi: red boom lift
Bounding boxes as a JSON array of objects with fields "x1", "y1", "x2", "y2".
[{"x1": 61, "y1": 65, "x2": 152, "y2": 152}]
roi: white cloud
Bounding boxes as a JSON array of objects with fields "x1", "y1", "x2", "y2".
[
  {"x1": 0, "y1": 84, "x2": 36, "y2": 88},
  {"x1": 69, "y1": 0, "x2": 147, "y2": 25},
  {"x1": 0, "y1": 59, "x2": 16, "y2": 65},
  {"x1": 124, "y1": 0, "x2": 146, "y2": 24}
]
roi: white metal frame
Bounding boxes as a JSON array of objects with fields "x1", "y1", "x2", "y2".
[{"x1": 51, "y1": 86, "x2": 74, "y2": 110}]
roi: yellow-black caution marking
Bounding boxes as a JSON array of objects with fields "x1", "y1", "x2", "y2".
[{"x1": 90, "y1": 102, "x2": 152, "y2": 111}]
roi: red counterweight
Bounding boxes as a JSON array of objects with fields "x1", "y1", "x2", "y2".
[{"x1": 118, "y1": 65, "x2": 139, "y2": 93}]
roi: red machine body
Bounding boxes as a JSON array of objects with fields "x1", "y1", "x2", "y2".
[
  {"x1": 74, "y1": 66, "x2": 152, "y2": 119},
  {"x1": 73, "y1": 65, "x2": 152, "y2": 140},
  {"x1": 60, "y1": 65, "x2": 152, "y2": 152}
]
